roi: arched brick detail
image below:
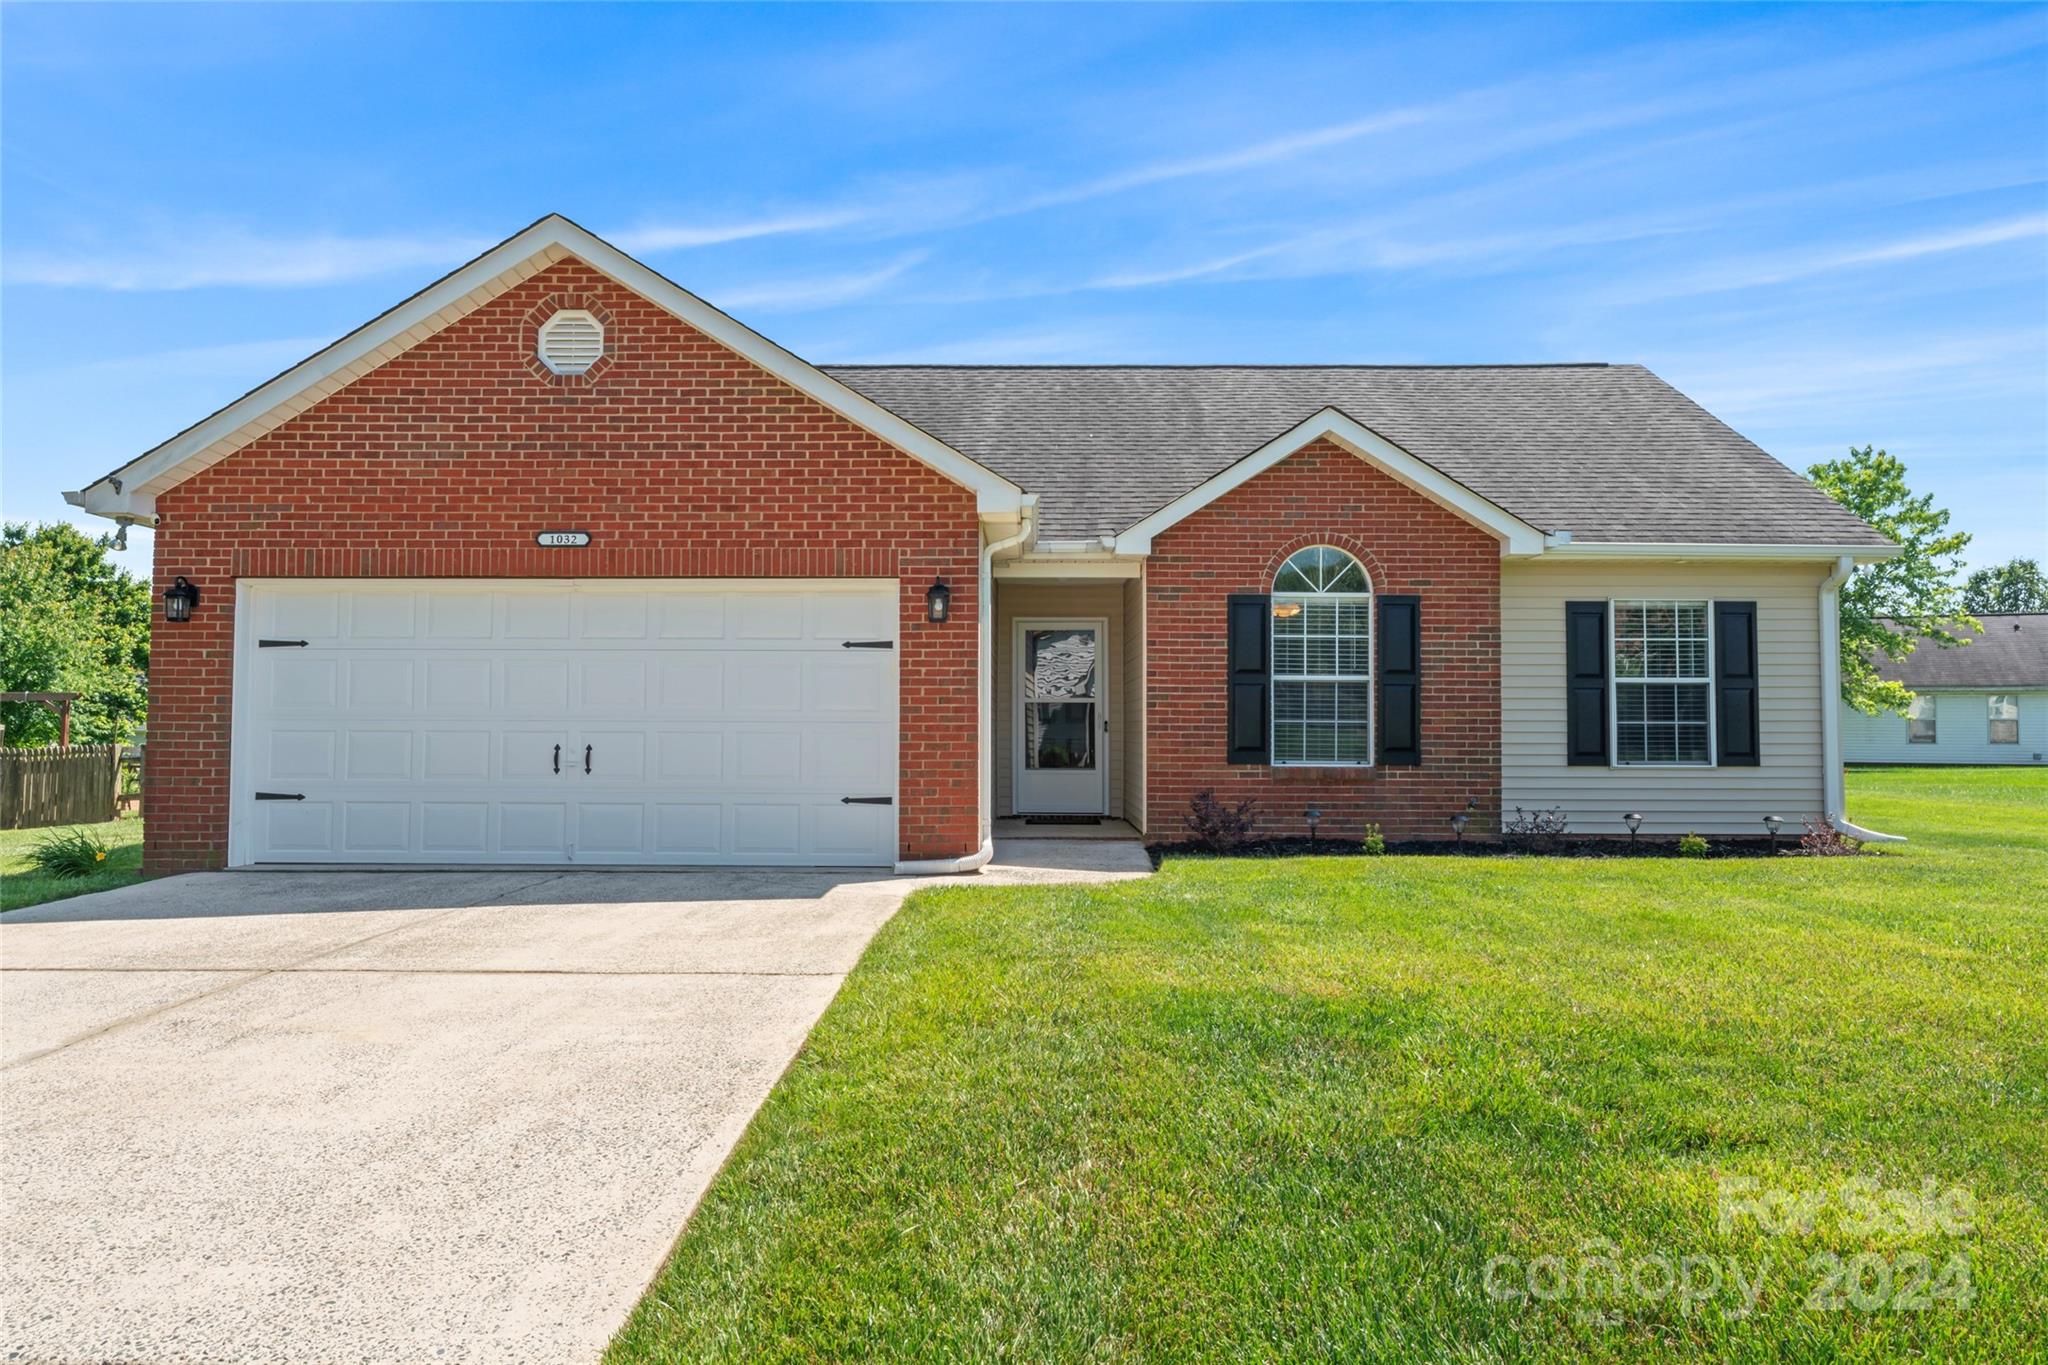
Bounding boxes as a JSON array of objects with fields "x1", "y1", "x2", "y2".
[
  {"x1": 1261, "y1": 533, "x2": 1392, "y2": 594},
  {"x1": 520, "y1": 291, "x2": 618, "y2": 387}
]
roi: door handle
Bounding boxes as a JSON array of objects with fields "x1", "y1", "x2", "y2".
[
  {"x1": 584, "y1": 744, "x2": 592, "y2": 775},
  {"x1": 553, "y1": 744, "x2": 561, "y2": 774}
]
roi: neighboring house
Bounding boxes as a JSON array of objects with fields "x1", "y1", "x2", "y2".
[
  {"x1": 1842, "y1": 615, "x2": 2048, "y2": 766},
  {"x1": 67, "y1": 216, "x2": 1897, "y2": 875}
]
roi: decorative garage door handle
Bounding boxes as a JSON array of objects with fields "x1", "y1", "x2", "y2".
[
  {"x1": 840, "y1": 796, "x2": 893, "y2": 805},
  {"x1": 553, "y1": 744, "x2": 560, "y2": 775},
  {"x1": 841, "y1": 640, "x2": 894, "y2": 649},
  {"x1": 584, "y1": 744, "x2": 592, "y2": 775},
  {"x1": 254, "y1": 791, "x2": 306, "y2": 801},
  {"x1": 257, "y1": 639, "x2": 309, "y2": 648}
]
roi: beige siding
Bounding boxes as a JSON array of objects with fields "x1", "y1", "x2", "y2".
[
  {"x1": 994, "y1": 583, "x2": 1133, "y2": 819},
  {"x1": 1123, "y1": 572, "x2": 1147, "y2": 832},
  {"x1": 1501, "y1": 559, "x2": 1829, "y2": 835}
]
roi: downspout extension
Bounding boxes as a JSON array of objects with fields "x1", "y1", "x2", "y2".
[
  {"x1": 1820, "y1": 554, "x2": 1905, "y2": 845},
  {"x1": 895, "y1": 836, "x2": 996, "y2": 876}
]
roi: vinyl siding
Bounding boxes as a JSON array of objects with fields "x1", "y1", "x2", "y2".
[
  {"x1": 994, "y1": 583, "x2": 1130, "y2": 819},
  {"x1": 1842, "y1": 691, "x2": 2048, "y2": 765},
  {"x1": 1501, "y1": 559, "x2": 1829, "y2": 835}
]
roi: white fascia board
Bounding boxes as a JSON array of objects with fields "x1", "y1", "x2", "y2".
[
  {"x1": 1111, "y1": 406, "x2": 1548, "y2": 557},
  {"x1": 1543, "y1": 541, "x2": 1901, "y2": 563},
  {"x1": 994, "y1": 556, "x2": 1144, "y2": 581},
  {"x1": 67, "y1": 214, "x2": 1024, "y2": 523}
]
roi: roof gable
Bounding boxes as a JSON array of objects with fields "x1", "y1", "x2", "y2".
[
  {"x1": 67, "y1": 215, "x2": 1024, "y2": 524},
  {"x1": 1114, "y1": 407, "x2": 1549, "y2": 556}
]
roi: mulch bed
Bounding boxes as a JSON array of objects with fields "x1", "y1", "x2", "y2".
[{"x1": 1147, "y1": 835, "x2": 1872, "y2": 864}]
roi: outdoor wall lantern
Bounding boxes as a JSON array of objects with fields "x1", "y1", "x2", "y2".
[
  {"x1": 1763, "y1": 814, "x2": 1783, "y2": 854},
  {"x1": 926, "y1": 578, "x2": 951, "y2": 624},
  {"x1": 163, "y1": 577, "x2": 200, "y2": 623},
  {"x1": 1623, "y1": 811, "x2": 1643, "y2": 848}
]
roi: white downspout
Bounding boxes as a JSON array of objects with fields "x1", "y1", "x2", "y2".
[
  {"x1": 895, "y1": 496, "x2": 1037, "y2": 876},
  {"x1": 1820, "y1": 554, "x2": 1905, "y2": 845}
]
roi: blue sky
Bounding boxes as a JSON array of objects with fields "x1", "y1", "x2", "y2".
[{"x1": 4, "y1": 2, "x2": 2044, "y2": 576}]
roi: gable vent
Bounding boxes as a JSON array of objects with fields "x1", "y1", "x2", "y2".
[{"x1": 537, "y1": 310, "x2": 604, "y2": 375}]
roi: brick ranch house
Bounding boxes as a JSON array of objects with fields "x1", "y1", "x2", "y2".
[{"x1": 68, "y1": 215, "x2": 1899, "y2": 875}]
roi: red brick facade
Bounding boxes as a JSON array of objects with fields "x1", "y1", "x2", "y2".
[
  {"x1": 145, "y1": 258, "x2": 982, "y2": 873},
  {"x1": 1143, "y1": 437, "x2": 1502, "y2": 842}
]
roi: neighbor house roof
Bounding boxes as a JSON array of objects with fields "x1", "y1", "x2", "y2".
[
  {"x1": 1873, "y1": 615, "x2": 2048, "y2": 690},
  {"x1": 824, "y1": 364, "x2": 1892, "y2": 548}
]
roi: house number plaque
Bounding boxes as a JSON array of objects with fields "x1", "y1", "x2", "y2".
[{"x1": 535, "y1": 531, "x2": 592, "y2": 547}]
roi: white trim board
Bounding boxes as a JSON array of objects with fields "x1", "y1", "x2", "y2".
[
  {"x1": 67, "y1": 214, "x2": 1026, "y2": 525},
  {"x1": 1112, "y1": 407, "x2": 1550, "y2": 557}
]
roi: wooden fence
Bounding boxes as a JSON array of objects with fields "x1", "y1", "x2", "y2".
[{"x1": 0, "y1": 745, "x2": 122, "y2": 830}]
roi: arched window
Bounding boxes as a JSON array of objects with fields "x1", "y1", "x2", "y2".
[{"x1": 1271, "y1": 547, "x2": 1372, "y2": 765}]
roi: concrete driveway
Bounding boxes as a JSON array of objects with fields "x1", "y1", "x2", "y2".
[{"x1": 0, "y1": 867, "x2": 911, "y2": 1363}]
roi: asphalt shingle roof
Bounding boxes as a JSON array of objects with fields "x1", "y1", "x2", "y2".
[
  {"x1": 822, "y1": 363, "x2": 1892, "y2": 547},
  {"x1": 1873, "y1": 615, "x2": 2048, "y2": 690}
]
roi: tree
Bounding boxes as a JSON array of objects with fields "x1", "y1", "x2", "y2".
[
  {"x1": 1807, "y1": 446, "x2": 1975, "y2": 715},
  {"x1": 0, "y1": 522, "x2": 151, "y2": 745},
  {"x1": 1962, "y1": 557, "x2": 2048, "y2": 615}
]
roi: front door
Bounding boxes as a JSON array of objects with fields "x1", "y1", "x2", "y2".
[{"x1": 1013, "y1": 618, "x2": 1108, "y2": 814}]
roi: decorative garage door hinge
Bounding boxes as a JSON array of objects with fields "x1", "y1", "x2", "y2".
[
  {"x1": 254, "y1": 792, "x2": 306, "y2": 801},
  {"x1": 841, "y1": 640, "x2": 894, "y2": 649},
  {"x1": 258, "y1": 639, "x2": 310, "y2": 648},
  {"x1": 840, "y1": 796, "x2": 893, "y2": 805}
]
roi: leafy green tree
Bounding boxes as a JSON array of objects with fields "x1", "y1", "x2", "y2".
[
  {"x1": 1807, "y1": 446, "x2": 1975, "y2": 715},
  {"x1": 1962, "y1": 557, "x2": 2048, "y2": 614},
  {"x1": 0, "y1": 522, "x2": 151, "y2": 745}
]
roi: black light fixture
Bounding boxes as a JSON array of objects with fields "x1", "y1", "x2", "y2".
[
  {"x1": 1304, "y1": 807, "x2": 1321, "y2": 850},
  {"x1": 1624, "y1": 811, "x2": 1643, "y2": 848},
  {"x1": 925, "y1": 578, "x2": 951, "y2": 624},
  {"x1": 1763, "y1": 814, "x2": 1783, "y2": 854},
  {"x1": 163, "y1": 576, "x2": 200, "y2": 623}
]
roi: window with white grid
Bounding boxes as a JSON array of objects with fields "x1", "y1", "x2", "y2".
[
  {"x1": 1612, "y1": 600, "x2": 1712, "y2": 765},
  {"x1": 1270, "y1": 547, "x2": 1371, "y2": 765}
]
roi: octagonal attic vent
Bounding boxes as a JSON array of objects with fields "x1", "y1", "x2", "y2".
[{"x1": 537, "y1": 309, "x2": 604, "y2": 374}]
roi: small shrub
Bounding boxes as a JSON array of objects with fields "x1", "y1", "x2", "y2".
[
  {"x1": 1502, "y1": 805, "x2": 1568, "y2": 854},
  {"x1": 1360, "y1": 823, "x2": 1386, "y2": 856},
  {"x1": 28, "y1": 827, "x2": 113, "y2": 879},
  {"x1": 1182, "y1": 789, "x2": 1259, "y2": 852},
  {"x1": 1678, "y1": 831, "x2": 1710, "y2": 858},
  {"x1": 1798, "y1": 815, "x2": 1862, "y2": 856}
]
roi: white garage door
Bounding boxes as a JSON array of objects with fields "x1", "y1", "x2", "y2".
[{"x1": 232, "y1": 580, "x2": 898, "y2": 867}]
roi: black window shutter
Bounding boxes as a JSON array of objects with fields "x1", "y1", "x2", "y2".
[
  {"x1": 1226, "y1": 593, "x2": 1270, "y2": 764},
  {"x1": 1377, "y1": 594, "x2": 1421, "y2": 765},
  {"x1": 1715, "y1": 600, "x2": 1761, "y2": 766},
  {"x1": 1565, "y1": 600, "x2": 1609, "y2": 765}
]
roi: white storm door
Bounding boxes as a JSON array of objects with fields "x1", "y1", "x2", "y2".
[{"x1": 1012, "y1": 618, "x2": 1108, "y2": 815}]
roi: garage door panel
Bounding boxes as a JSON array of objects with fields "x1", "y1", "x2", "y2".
[
  {"x1": 239, "y1": 581, "x2": 897, "y2": 866},
  {"x1": 345, "y1": 731, "x2": 413, "y2": 781},
  {"x1": 348, "y1": 659, "x2": 414, "y2": 712},
  {"x1": 422, "y1": 802, "x2": 489, "y2": 853}
]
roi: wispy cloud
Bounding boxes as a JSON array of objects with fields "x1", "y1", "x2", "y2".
[
  {"x1": 4, "y1": 230, "x2": 493, "y2": 291},
  {"x1": 705, "y1": 252, "x2": 929, "y2": 313},
  {"x1": 606, "y1": 209, "x2": 872, "y2": 253},
  {"x1": 1612, "y1": 213, "x2": 2048, "y2": 303}
]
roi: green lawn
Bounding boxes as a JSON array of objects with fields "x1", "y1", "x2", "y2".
[
  {"x1": 611, "y1": 768, "x2": 2048, "y2": 1364},
  {"x1": 0, "y1": 815, "x2": 146, "y2": 912}
]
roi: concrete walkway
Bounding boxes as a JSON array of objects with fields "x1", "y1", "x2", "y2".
[{"x1": 1, "y1": 844, "x2": 1146, "y2": 1364}]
